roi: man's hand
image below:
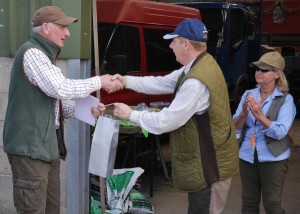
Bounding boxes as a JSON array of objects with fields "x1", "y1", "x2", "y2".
[
  {"x1": 100, "y1": 74, "x2": 124, "y2": 94},
  {"x1": 91, "y1": 103, "x2": 105, "y2": 118},
  {"x1": 113, "y1": 102, "x2": 133, "y2": 121},
  {"x1": 112, "y1": 74, "x2": 126, "y2": 88}
]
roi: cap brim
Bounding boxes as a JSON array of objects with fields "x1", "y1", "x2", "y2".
[
  {"x1": 261, "y1": 45, "x2": 276, "y2": 51},
  {"x1": 250, "y1": 61, "x2": 273, "y2": 70},
  {"x1": 53, "y1": 17, "x2": 78, "y2": 26},
  {"x1": 163, "y1": 34, "x2": 179, "y2": 40}
]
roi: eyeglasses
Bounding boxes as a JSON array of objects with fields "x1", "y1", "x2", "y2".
[{"x1": 255, "y1": 66, "x2": 277, "y2": 73}]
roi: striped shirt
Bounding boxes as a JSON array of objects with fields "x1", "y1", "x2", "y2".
[
  {"x1": 23, "y1": 48, "x2": 101, "y2": 127},
  {"x1": 127, "y1": 59, "x2": 210, "y2": 135}
]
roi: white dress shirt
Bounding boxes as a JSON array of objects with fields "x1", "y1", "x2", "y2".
[{"x1": 127, "y1": 59, "x2": 210, "y2": 134}]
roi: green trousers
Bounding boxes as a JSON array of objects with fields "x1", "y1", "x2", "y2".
[
  {"x1": 239, "y1": 152, "x2": 288, "y2": 214},
  {"x1": 8, "y1": 154, "x2": 61, "y2": 214}
]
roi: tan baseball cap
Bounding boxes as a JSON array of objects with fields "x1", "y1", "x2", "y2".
[
  {"x1": 32, "y1": 6, "x2": 78, "y2": 27},
  {"x1": 250, "y1": 51, "x2": 285, "y2": 71}
]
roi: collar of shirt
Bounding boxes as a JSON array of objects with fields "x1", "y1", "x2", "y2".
[{"x1": 183, "y1": 58, "x2": 196, "y2": 74}]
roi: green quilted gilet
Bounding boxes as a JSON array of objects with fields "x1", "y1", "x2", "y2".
[{"x1": 170, "y1": 53, "x2": 239, "y2": 192}]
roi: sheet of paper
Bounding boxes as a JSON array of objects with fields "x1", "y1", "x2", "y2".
[{"x1": 74, "y1": 95, "x2": 99, "y2": 126}]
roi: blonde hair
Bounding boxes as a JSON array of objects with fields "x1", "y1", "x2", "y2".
[
  {"x1": 189, "y1": 40, "x2": 206, "y2": 51},
  {"x1": 276, "y1": 70, "x2": 289, "y2": 93},
  {"x1": 178, "y1": 37, "x2": 206, "y2": 51}
]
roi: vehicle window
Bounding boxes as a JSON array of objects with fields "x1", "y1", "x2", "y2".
[
  {"x1": 144, "y1": 28, "x2": 180, "y2": 72},
  {"x1": 230, "y1": 9, "x2": 244, "y2": 49},
  {"x1": 98, "y1": 23, "x2": 140, "y2": 75},
  {"x1": 199, "y1": 8, "x2": 225, "y2": 47},
  {"x1": 98, "y1": 23, "x2": 115, "y2": 69}
]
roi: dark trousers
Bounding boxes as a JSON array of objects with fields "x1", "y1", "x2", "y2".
[
  {"x1": 8, "y1": 154, "x2": 61, "y2": 214},
  {"x1": 240, "y1": 152, "x2": 288, "y2": 214}
]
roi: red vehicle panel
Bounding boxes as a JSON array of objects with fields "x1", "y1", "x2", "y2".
[{"x1": 95, "y1": 0, "x2": 201, "y2": 106}]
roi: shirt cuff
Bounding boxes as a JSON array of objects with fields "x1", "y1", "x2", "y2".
[
  {"x1": 129, "y1": 110, "x2": 141, "y2": 125},
  {"x1": 235, "y1": 129, "x2": 243, "y2": 135},
  {"x1": 261, "y1": 121, "x2": 275, "y2": 134},
  {"x1": 125, "y1": 76, "x2": 135, "y2": 89},
  {"x1": 91, "y1": 76, "x2": 102, "y2": 91}
]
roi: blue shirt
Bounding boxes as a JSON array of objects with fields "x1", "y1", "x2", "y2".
[{"x1": 233, "y1": 87, "x2": 296, "y2": 163}]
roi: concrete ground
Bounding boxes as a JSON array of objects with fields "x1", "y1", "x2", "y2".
[{"x1": 144, "y1": 119, "x2": 300, "y2": 214}]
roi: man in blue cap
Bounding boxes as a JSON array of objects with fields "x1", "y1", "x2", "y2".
[{"x1": 112, "y1": 18, "x2": 239, "y2": 214}]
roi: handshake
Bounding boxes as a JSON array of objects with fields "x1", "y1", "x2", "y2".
[
  {"x1": 91, "y1": 74, "x2": 133, "y2": 120},
  {"x1": 100, "y1": 74, "x2": 125, "y2": 94}
]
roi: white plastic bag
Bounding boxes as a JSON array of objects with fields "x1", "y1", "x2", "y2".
[{"x1": 88, "y1": 115, "x2": 119, "y2": 178}]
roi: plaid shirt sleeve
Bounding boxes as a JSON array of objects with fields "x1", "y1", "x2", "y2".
[{"x1": 23, "y1": 48, "x2": 101, "y2": 127}]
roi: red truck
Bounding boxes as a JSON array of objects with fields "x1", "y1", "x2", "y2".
[{"x1": 94, "y1": 0, "x2": 201, "y2": 106}]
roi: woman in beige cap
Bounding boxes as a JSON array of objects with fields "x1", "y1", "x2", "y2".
[{"x1": 233, "y1": 51, "x2": 296, "y2": 213}]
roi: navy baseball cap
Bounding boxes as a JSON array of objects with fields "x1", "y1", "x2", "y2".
[{"x1": 163, "y1": 18, "x2": 208, "y2": 42}]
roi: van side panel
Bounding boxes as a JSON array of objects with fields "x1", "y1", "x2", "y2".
[
  {"x1": 96, "y1": 0, "x2": 201, "y2": 106},
  {"x1": 97, "y1": 0, "x2": 201, "y2": 25}
]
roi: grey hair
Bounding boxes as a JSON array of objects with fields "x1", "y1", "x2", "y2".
[{"x1": 32, "y1": 25, "x2": 42, "y2": 33}]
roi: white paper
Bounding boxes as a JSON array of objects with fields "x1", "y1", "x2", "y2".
[{"x1": 74, "y1": 95, "x2": 99, "y2": 126}]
